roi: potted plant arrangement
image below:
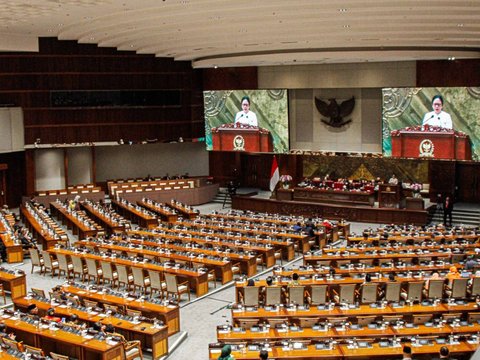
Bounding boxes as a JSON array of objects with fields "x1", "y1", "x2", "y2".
[
  {"x1": 410, "y1": 183, "x2": 423, "y2": 198},
  {"x1": 280, "y1": 174, "x2": 293, "y2": 189}
]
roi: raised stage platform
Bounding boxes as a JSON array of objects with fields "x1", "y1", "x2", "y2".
[{"x1": 232, "y1": 195, "x2": 430, "y2": 225}]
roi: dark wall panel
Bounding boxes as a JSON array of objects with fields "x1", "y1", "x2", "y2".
[
  {"x1": 0, "y1": 152, "x2": 26, "y2": 207},
  {"x1": 417, "y1": 59, "x2": 480, "y2": 87},
  {"x1": 0, "y1": 38, "x2": 204, "y2": 145}
]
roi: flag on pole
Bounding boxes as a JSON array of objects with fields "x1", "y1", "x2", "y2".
[{"x1": 269, "y1": 155, "x2": 280, "y2": 191}]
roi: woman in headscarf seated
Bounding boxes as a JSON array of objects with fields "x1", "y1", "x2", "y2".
[{"x1": 218, "y1": 344, "x2": 234, "y2": 360}]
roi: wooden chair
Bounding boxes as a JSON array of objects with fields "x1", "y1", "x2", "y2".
[
  {"x1": 450, "y1": 278, "x2": 469, "y2": 299},
  {"x1": 125, "y1": 308, "x2": 142, "y2": 317},
  {"x1": 50, "y1": 352, "x2": 70, "y2": 360},
  {"x1": 310, "y1": 285, "x2": 328, "y2": 305},
  {"x1": 131, "y1": 267, "x2": 151, "y2": 294},
  {"x1": 24, "y1": 344, "x2": 45, "y2": 356},
  {"x1": 56, "y1": 253, "x2": 74, "y2": 279},
  {"x1": 288, "y1": 286, "x2": 305, "y2": 305},
  {"x1": 243, "y1": 286, "x2": 259, "y2": 307},
  {"x1": 265, "y1": 286, "x2": 282, "y2": 306},
  {"x1": 164, "y1": 273, "x2": 190, "y2": 301},
  {"x1": 112, "y1": 332, "x2": 143, "y2": 360},
  {"x1": 336, "y1": 284, "x2": 357, "y2": 304},
  {"x1": 83, "y1": 299, "x2": 98, "y2": 309},
  {"x1": 41, "y1": 250, "x2": 59, "y2": 277},
  {"x1": 100, "y1": 261, "x2": 118, "y2": 288},
  {"x1": 425, "y1": 279, "x2": 445, "y2": 299},
  {"x1": 104, "y1": 303, "x2": 120, "y2": 314},
  {"x1": 356, "y1": 315, "x2": 377, "y2": 326},
  {"x1": 385, "y1": 282, "x2": 401, "y2": 302},
  {"x1": 238, "y1": 318, "x2": 259, "y2": 330},
  {"x1": 467, "y1": 312, "x2": 480, "y2": 324},
  {"x1": 360, "y1": 283, "x2": 378, "y2": 304},
  {"x1": 29, "y1": 248, "x2": 44, "y2": 274},
  {"x1": 470, "y1": 277, "x2": 480, "y2": 298},
  {"x1": 31, "y1": 288, "x2": 46, "y2": 298},
  {"x1": 297, "y1": 317, "x2": 320, "y2": 328},
  {"x1": 85, "y1": 258, "x2": 103, "y2": 284},
  {"x1": 147, "y1": 270, "x2": 166, "y2": 297},
  {"x1": 412, "y1": 314, "x2": 433, "y2": 325},
  {"x1": 71, "y1": 255, "x2": 87, "y2": 282},
  {"x1": 2, "y1": 337, "x2": 23, "y2": 352},
  {"x1": 117, "y1": 264, "x2": 134, "y2": 290}
]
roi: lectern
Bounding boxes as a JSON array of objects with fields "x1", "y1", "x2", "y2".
[
  {"x1": 212, "y1": 124, "x2": 273, "y2": 152},
  {"x1": 391, "y1": 126, "x2": 471, "y2": 160}
]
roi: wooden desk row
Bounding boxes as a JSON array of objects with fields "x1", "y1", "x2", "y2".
[
  {"x1": 115, "y1": 234, "x2": 264, "y2": 275},
  {"x1": 167, "y1": 200, "x2": 199, "y2": 220},
  {"x1": 110, "y1": 199, "x2": 158, "y2": 229},
  {"x1": 50, "y1": 202, "x2": 103, "y2": 239},
  {"x1": 80, "y1": 201, "x2": 129, "y2": 234},
  {"x1": 217, "y1": 322, "x2": 480, "y2": 342},
  {"x1": 128, "y1": 229, "x2": 269, "y2": 273},
  {"x1": 231, "y1": 302, "x2": 480, "y2": 323},
  {"x1": 208, "y1": 340, "x2": 477, "y2": 359},
  {"x1": 20, "y1": 204, "x2": 66, "y2": 250},
  {"x1": 49, "y1": 248, "x2": 210, "y2": 297},
  {"x1": 2, "y1": 314, "x2": 123, "y2": 360},
  {"x1": 60, "y1": 284, "x2": 180, "y2": 336},
  {"x1": 76, "y1": 239, "x2": 235, "y2": 284},
  {"x1": 141, "y1": 225, "x2": 296, "y2": 262},
  {"x1": 0, "y1": 214, "x2": 23, "y2": 264},
  {"x1": 14, "y1": 297, "x2": 168, "y2": 360},
  {"x1": 137, "y1": 200, "x2": 178, "y2": 223}
]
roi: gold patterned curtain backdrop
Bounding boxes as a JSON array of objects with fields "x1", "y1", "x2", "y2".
[
  {"x1": 203, "y1": 90, "x2": 289, "y2": 153},
  {"x1": 382, "y1": 87, "x2": 480, "y2": 160},
  {"x1": 303, "y1": 156, "x2": 429, "y2": 184}
]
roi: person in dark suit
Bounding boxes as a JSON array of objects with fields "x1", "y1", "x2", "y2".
[{"x1": 443, "y1": 196, "x2": 454, "y2": 226}]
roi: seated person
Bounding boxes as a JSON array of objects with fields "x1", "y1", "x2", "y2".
[
  {"x1": 25, "y1": 304, "x2": 40, "y2": 321},
  {"x1": 43, "y1": 308, "x2": 61, "y2": 323},
  {"x1": 65, "y1": 314, "x2": 86, "y2": 329}
]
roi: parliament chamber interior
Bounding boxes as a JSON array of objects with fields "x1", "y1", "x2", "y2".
[{"x1": 0, "y1": 1, "x2": 480, "y2": 360}]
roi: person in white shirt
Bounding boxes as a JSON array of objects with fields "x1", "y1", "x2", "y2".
[
  {"x1": 422, "y1": 95, "x2": 453, "y2": 129},
  {"x1": 234, "y1": 96, "x2": 258, "y2": 127}
]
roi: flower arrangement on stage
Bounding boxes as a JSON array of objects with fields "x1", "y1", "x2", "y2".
[
  {"x1": 410, "y1": 183, "x2": 422, "y2": 192},
  {"x1": 410, "y1": 183, "x2": 423, "y2": 198},
  {"x1": 280, "y1": 174, "x2": 293, "y2": 189}
]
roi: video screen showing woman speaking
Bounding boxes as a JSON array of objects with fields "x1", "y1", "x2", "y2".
[{"x1": 204, "y1": 89, "x2": 289, "y2": 153}]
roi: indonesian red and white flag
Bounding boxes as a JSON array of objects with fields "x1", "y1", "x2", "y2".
[{"x1": 269, "y1": 156, "x2": 280, "y2": 191}]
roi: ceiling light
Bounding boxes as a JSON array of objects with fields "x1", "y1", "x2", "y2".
[
  {"x1": 339, "y1": 8, "x2": 347, "y2": 12},
  {"x1": 343, "y1": 25, "x2": 350, "y2": 28},
  {"x1": 448, "y1": 57, "x2": 456, "y2": 61},
  {"x1": 457, "y1": 23, "x2": 464, "y2": 27},
  {"x1": 214, "y1": 65, "x2": 218, "y2": 69}
]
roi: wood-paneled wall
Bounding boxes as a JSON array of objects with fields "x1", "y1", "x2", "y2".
[
  {"x1": 0, "y1": 38, "x2": 204, "y2": 145},
  {"x1": 417, "y1": 59, "x2": 480, "y2": 87}
]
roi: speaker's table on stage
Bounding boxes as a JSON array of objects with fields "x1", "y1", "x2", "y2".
[
  {"x1": 212, "y1": 124, "x2": 273, "y2": 152},
  {"x1": 391, "y1": 126, "x2": 472, "y2": 160}
]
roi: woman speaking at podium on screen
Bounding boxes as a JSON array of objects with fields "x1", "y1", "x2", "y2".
[
  {"x1": 422, "y1": 95, "x2": 453, "y2": 129},
  {"x1": 234, "y1": 96, "x2": 258, "y2": 127}
]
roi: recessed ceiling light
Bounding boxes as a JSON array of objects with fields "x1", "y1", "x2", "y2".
[
  {"x1": 448, "y1": 57, "x2": 456, "y2": 61},
  {"x1": 343, "y1": 25, "x2": 350, "y2": 28},
  {"x1": 338, "y1": 8, "x2": 347, "y2": 12},
  {"x1": 214, "y1": 65, "x2": 218, "y2": 69},
  {"x1": 457, "y1": 23, "x2": 464, "y2": 27}
]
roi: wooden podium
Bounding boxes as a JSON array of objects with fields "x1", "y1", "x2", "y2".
[
  {"x1": 391, "y1": 127, "x2": 471, "y2": 160},
  {"x1": 212, "y1": 124, "x2": 273, "y2": 152},
  {"x1": 379, "y1": 184, "x2": 400, "y2": 208}
]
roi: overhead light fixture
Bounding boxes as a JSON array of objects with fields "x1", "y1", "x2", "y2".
[
  {"x1": 448, "y1": 57, "x2": 456, "y2": 61},
  {"x1": 338, "y1": 8, "x2": 347, "y2": 12}
]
